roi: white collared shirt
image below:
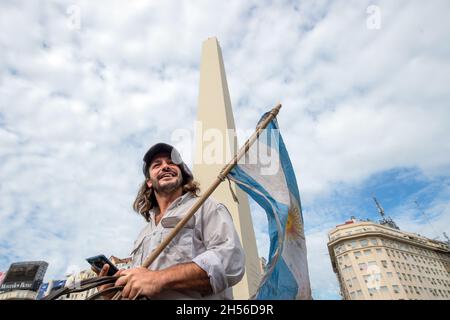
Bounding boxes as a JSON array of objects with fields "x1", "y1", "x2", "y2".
[{"x1": 130, "y1": 192, "x2": 245, "y2": 299}]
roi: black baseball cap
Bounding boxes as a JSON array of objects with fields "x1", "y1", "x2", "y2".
[{"x1": 142, "y1": 143, "x2": 193, "y2": 183}]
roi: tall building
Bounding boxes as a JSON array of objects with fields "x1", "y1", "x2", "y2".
[
  {"x1": 193, "y1": 37, "x2": 261, "y2": 299},
  {"x1": 328, "y1": 218, "x2": 450, "y2": 300}
]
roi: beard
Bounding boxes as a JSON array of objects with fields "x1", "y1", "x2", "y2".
[{"x1": 151, "y1": 174, "x2": 183, "y2": 194}]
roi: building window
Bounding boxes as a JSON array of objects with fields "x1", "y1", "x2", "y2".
[
  {"x1": 370, "y1": 238, "x2": 378, "y2": 245},
  {"x1": 359, "y1": 263, "x2": 367, "y2": 271},
  {"x1": 350, "y1": 291, "x2": 356, "y2": 299},
  {"x1": 392, "y1": 285, "x2": 400, "y2": 293},
  {"x1": 354, "y1": 251, "x2": 362, "y2": 259},
  {"x1": 368, "y1": 261, "x2": 378, "y2": 267},
  {"x1": 376, "y1": 248, "x2": 382, "y2": 254},
  {"x1": 347, "y1": 278, "x2": 353, "y2": 288},
  {"x1": 364, "y1": 249, "x2": 372, "y2": 256},
  {"x1": 380, "y1": 286, "x2": 389, "y2": 293},
  {"x1": 357, "y1": 290, "x2": 363, "y2": 296},
  {"x1": 343, "y1": 266, "x2": 353, "y2": 274},
  {"x1": 381, "y1": 260, "x2": 388, "y2": 268},
  {"x1": 351, "y1": 240, "x2": 358, "y2": 248},
  {"x1": 360, "y1": 239, "x2": 369, "y2": 247},
  {"x1": 387, "y1": 272, "x2": 393, "y2": 278}
]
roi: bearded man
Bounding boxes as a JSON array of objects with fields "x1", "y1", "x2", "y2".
[{"x1": 97, "y1": 143, "x2": 245, "y2": 300}]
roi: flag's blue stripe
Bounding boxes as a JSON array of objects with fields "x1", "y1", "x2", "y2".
[
  {"x1": 230, "y1": 165, "x2": 297, "y2": 299},
  {"x1": 229, "y1": 165, "x2": 286, "y2": 260},
  {"x1": 276, "y1": 120, "x2": 303, "y2": 217},
  {"x1": 259, "y1": 118, "x2": 303, "y2": 217},
  {"x1": 256, "y1": 257, "x2": 298, "y2": 299},
  {"x1": 231, "y1": 115, "x2": 308, "y2": 299}
]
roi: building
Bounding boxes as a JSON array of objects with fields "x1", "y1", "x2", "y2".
[
  {"x1": 0, "y1": 261, "x2": 48, "y2": 300},
  {"x1": 63, "y1": 269, "x2": 98, "y2": 300},
  {"x1": 109, "y1": 255, "x2": 132, "y2": 270},
  {"x1": 328, "y1": 218, "x2": 450, "y2": 300}
]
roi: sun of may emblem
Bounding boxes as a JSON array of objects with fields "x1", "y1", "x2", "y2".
[{"x1": 285, "y1": 199, "x2": 304, "y2": 240}]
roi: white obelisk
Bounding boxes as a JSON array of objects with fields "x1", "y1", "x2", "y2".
[{"x1": 193, "y1": 37, "x2": 261, "y2": 299}]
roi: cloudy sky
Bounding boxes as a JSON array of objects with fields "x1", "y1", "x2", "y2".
[{"x1": 1, "y1": 0, "x2": 450, "y2": 300}]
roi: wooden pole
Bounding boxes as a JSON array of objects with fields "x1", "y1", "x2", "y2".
[{"x1": 141, "y1": 103, "x2": 282, "y2": 268}]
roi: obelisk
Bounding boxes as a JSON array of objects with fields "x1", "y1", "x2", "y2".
[{"x1": 193, "y1": 37, "x2": 261, "y2": 299}]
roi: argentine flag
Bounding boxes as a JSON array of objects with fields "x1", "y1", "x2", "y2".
[{"x1": 228, "y1": 113, "x2": 312, "y2": 300}]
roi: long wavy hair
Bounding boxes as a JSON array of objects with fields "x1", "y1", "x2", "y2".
[{"x1": 133, "y1": 179, "x2": 200, "y2": 222}]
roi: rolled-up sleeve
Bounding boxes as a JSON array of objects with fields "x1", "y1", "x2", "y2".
[{"x1": 192, "y1": 202, "x2": 245, "y2": 294}]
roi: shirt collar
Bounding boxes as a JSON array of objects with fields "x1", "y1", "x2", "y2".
[{"x1": 149, "y1": 192, "x2": 195, "y2": 216}]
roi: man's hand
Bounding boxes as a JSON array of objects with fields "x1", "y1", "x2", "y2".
[
  {"x1": 115, "y1": 267, "x2": 165, "y2": 299},
  {"x1": 91, "y1": 264, "x2": 118, "y2": 299}
]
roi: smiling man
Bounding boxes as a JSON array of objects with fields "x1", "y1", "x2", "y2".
[{"x1": 98, "y1": 143, "x2": 245, "y2": 299}]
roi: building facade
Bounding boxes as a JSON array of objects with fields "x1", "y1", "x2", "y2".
[
  {"x1": 109, "y1": 255, "x2": 132, "y2": 271},
  {"x1": 328, "y1": 219, "x2": 450, "y2": 300},
  {"x1": 0, "y1": 290, "x2": 37, "y2": 300},
  {"x1": 62, "y1": 269, "x2": 98, "y2": 300}
]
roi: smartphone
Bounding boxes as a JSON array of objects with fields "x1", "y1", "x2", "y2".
[{"x1": 86, "y1": 254, "x2": 119, "y2": 276}]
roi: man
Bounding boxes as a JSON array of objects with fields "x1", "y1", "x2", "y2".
[{"x1": 98, "y1": 143, "x2": 245, "y2": 299}]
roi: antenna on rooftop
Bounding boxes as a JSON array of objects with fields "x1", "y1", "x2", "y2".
[
  {"x1": 443, "y1": 232, "x2": 450, "y2": 248},
  {"x1": 372, "y1": 196, "x2": 399, "y2": 230},
  {"x1": 373, "y1": 196, "x2": 385, "y2": 218},
  {"x1": 414, "y1": 201, "x2": 440, "y2": 239}
]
